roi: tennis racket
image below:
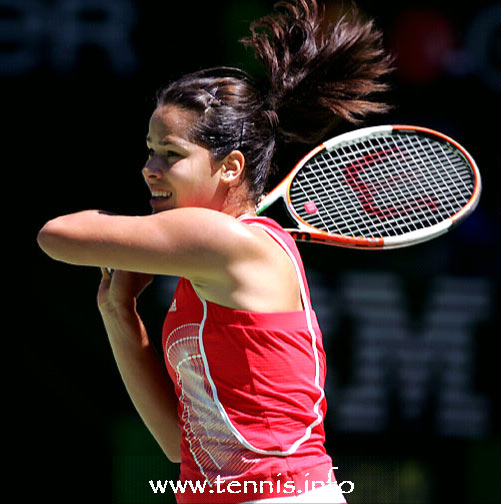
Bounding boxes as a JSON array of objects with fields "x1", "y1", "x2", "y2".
[{"x1": 257, "y1": 125, "x2": 481, "y2": 249}]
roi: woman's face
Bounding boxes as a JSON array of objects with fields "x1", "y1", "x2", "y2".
[{"x1": 143, "y1": 105, "x2": 227, "y2": 214}]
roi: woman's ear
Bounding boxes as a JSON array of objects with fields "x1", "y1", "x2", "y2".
[{"x1": 220, "y1": 150, "x2": 245, "y2": 184}]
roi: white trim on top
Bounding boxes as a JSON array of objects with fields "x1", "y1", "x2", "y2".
[
  {"x1": 197, "y1": 223, "x2": 325, "y2": 456},
  {"x1": 323, "y1": 124, "x2": 393, "y2": 151}
]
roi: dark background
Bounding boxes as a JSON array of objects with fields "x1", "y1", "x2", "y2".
[{"x1": 7, "y1": 0, "x2": 499, "y2": 502}]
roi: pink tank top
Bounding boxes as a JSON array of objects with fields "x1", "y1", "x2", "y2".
[{"x1": 162, "y1": 217, "x2": 335, "y2": 503}]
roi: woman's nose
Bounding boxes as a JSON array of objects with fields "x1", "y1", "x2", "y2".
[{"x1": 142, "y1": 159, "x2": 163, "y2": 180}]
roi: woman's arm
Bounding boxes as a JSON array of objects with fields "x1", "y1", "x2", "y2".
[
  {"x1": 37, "y1": 208, "x2": 258, "y2": 283},
  {"x1": 37, "y1": 207, "x2": 302, "y2": 311},
  {"x1": 97, "y1": 268, "x2": 181, "y2": 462}
]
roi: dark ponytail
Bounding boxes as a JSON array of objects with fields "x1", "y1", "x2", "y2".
[
  {"x1": 157, "y1": 0, "x2": 393, "y2": 203},
  {"x1": 242, "y1": 0, "x2": 394, "y2": 144}
]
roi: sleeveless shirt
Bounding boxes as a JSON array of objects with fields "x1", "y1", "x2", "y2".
[{"x1": 161, "y1": 216, "x2": 339, "y2": 503}]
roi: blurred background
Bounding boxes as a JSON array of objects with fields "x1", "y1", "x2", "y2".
[{"x1": 9, "y1": 0, "x2": 499, "y2": 502}]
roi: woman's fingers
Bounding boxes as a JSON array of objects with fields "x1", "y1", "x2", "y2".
[{"x1": 100, "y1": 267, "x2": 113, "y2": 281}]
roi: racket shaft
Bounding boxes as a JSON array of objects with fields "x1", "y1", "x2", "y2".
[{"x1": 257, "y1": 181, "x2": 288, "y2": 214}]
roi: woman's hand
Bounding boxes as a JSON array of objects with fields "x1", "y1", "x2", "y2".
[{"x1": 97, "y1": 268, "x2": 154, "y2": 314}]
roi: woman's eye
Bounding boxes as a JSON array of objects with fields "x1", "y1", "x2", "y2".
[
  {"x1": 147, "y1": 148, "x2": 181, "y2": 161},
  {"x1": 165, "y1": 151, "x2": 182, "y2": 160}
]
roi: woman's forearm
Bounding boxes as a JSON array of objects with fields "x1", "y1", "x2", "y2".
[{"x1": 100, "y1": 305, "x2": 181, "y2": 462}]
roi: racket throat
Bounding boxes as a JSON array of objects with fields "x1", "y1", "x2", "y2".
[{"x1": 257, "y1": 196, "x2": 297, "y2": 228}]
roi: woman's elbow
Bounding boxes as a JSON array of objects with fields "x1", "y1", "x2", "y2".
[
  {"x1": 37, "y1": 220, "x2": 60, "y2": 257},
  {"x1": 162, "y1": 442, "x2": 181, "y2": 463},
  {"x1": 167, "y1": 452, "x2": 181, "y2": 464},
  {"x1": 37, "y1": 218, "x2": 75, "y2": 262}
]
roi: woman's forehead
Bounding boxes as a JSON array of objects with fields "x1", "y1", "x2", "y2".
[{"x1": 149, "y1": 105, "x2": 198, "y2": 138}]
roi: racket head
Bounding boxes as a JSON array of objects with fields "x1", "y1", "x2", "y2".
[{"x1": 258, "y1": 125, "x2": 481, "y2": 249}]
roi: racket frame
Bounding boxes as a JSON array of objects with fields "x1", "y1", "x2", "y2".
[{"x1": 257, "y1": 125, "x2": 481, "y2": 249}]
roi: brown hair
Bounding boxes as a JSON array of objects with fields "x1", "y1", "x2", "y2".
[{"x1": 157, "y1": 0, "x2": 393, "y2": 202}]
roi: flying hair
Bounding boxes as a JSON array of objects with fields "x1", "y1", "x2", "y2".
[{"x1": 241, "y1": 0, "x2": 394, "y2": 143}]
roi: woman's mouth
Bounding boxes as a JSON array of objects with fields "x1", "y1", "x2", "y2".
[
  {"x1": 150, "y1": 190, "x2": 173, "y2": 211},
  {"x1": 150, "y1": 190, "x2": 172, "y2": 200}
]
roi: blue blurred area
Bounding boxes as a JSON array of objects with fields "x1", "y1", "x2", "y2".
[{"x1": 12, "y1": 1, "x2": 500, "y2": 502}]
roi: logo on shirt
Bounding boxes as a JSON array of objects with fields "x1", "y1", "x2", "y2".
[{"x1": 169, "y1": 299, "x2": 177, "y2": 312}]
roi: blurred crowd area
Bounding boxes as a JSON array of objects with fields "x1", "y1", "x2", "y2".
[{"x1": 8, "y1": 1, "x2": 499, "y2": 503}]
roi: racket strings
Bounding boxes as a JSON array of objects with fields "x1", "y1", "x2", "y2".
[
  {"x1": 350, "y1": 136, "x2": 434, "y2": 235},
  {"x1": 289, "y1": 132, "x2": 475, "y2": 238}
]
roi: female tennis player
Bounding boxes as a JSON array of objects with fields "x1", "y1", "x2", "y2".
[{"x1": 37, "y1": 1, "x2": 392, "y2": 502}]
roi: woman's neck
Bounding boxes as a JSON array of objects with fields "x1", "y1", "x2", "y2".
[{"x1": 221, "y1": 183, "x2": 257, "y2": 220}]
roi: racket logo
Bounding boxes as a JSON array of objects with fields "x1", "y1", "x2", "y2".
[
  {"x1": 344, "y1": 147, "x2": 438, "y2": 219},
  {"x1": 304, "y1": 201, "x2": 318, "y2": 214}
]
